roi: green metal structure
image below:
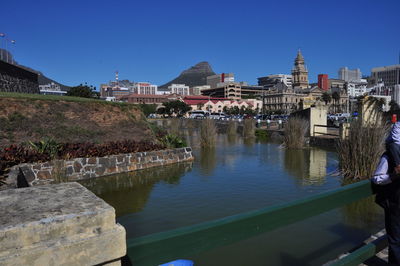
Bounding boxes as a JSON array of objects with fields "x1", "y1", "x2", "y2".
[{"x1": 126, "y1": 179, "x2": 385, "y2": 265}]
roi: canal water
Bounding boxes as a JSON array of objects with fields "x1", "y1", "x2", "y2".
[{"x1": 80, "y1": 126, "x2": 384, "y2": 266}]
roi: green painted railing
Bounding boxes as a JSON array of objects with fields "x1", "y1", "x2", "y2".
[{"x1": 126, "y1": 180, "x2": 380, "y2": 266}]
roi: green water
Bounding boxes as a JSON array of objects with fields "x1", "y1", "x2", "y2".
[{"x1": 80, "y1": 130, "x2": 384, "y2": 265}]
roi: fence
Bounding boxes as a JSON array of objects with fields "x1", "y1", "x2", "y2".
[{"x1": 126, "y1": 180, "x2": 384, "y2": 265}]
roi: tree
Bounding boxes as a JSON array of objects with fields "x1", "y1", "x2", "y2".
[
  {"x1": 332, "y1": 91, "x2": 340, "y2": 113},
  {"x1": 321, "y1": 92, "x2": 332, "y2": 105},
  {"x1": 67, "y1": 84, "x2": 98, "y2": 98},
  {"x1": 139, "y1": 103, "x2": 157, "y2": 116},
  {"x1": 162, "y1": 100, "x2": 192, "y2": 117}
]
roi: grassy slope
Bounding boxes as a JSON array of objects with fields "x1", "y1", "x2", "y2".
[{"x1": 0, "y1": 93, "x2": 154, "y2": 147}]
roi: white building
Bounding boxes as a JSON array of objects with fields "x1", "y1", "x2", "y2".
[
  {"x1": 346, "y1": 79, "x2": 368, "y2": 97},
  {"x1": 338, "y1": 67, "x2": 362, "y2": 82},
  {"x1": 39, "y1": 82, "x2": 67, "y2": 96},
  {"x1": 168, "y1": 84, "x2": 190, "y2": 96},
  {"x1": 133, "y1": 82, "x2": 157, "y2": 95}
]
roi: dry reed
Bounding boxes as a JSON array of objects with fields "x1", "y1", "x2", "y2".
[
  {"x1": 243, "y1": 119, "x2": 255, "y2": 139},
  {"x1": 200, "y1": 119, "x2": 217, "y2": 147},
  {"x1": 283, "y1": 117, "x2": 309, "y2": 149},
  {"x1": 337, "y1": 119, "x2": 388, "y2": 180},
  {"x1": 226, "y1": 120, "x2": 237, "y2": 136}
]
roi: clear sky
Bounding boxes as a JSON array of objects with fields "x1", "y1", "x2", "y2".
[{"x1": 1, "y1": 0, "x2": 399, "y2": 88}]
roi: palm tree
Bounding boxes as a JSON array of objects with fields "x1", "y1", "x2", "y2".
[{"x1": 321, "y1": 92, "x2": 332, "y2": 106}]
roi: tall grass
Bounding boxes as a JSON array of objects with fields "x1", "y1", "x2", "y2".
[
  {"x1": 337, "y1": 119, "x2": 388, "y2": 181},
  {"x1": 283, "y1": 117, "x2": 309, "y2": 149},
  {"x1": 200, "y1": 119, "x2": 217, "y2": 147},
  {"x1": 243, "y1": 119, "x2": 255, "y2": 139}
]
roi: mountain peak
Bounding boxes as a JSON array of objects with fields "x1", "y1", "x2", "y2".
[
  {"x1": 160, "y1": 61, "x2": 216, "y2": 88},
  {"x1": 181, "y1": 61, "x2": 214, "y2": 75}
]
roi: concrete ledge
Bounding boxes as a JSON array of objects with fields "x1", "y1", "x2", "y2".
[{"x1": 0, "y1": 182, "x2": 126, "y2": 265}]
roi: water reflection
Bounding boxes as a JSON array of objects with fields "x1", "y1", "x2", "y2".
[
  {"x1": 284, "y1": 148, "x2": 327, "y2": 185},
  {"x1": 199, "y1": 147, "x2": 217, "y2": 176},
  {"x1": 340, "y1": 196, "x2": 384, "y2": 230},
  {"x1": 79, "y1": 162, "x2": 192, "y2": 217}
]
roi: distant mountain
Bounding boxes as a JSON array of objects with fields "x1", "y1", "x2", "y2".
[
  {"x1": 159, "y1": 61, "x2": 216, "y2": 88},
  {"x1": 18, "y1": 64, "x2": 71, "y2": 91}
]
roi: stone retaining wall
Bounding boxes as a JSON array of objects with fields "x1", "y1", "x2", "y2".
[{"x1": 7, "y1": 147, "x2": 193, "y2": 187}]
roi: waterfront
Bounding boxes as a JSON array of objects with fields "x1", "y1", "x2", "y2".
[{"x1": 80, "y1": 130, "x2": 384, "y2": 266}]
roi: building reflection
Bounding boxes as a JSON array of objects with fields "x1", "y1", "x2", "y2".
[
  {"x1": 283, "y1": 148, "x2": 327, "y2": 185},
  {"x1": 79, "y1": 161, "x2": 192, "y2": 217}
]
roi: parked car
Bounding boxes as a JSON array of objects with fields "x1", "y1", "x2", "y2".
[
  {"x1": 209, "y1": 112, "x2": 227, "y2": 120},
  {"x1": 189, "y1": 110, "x2": 210, "y2": 119}
]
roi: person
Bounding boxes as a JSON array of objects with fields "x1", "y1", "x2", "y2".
[{"x1": 372, "y1": 122, "x2": 400, "y2": 264}]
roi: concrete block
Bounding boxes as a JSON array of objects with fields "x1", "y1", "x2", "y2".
[{"x1": 0, "y1": 183, "x2": 126, "y2": 265}]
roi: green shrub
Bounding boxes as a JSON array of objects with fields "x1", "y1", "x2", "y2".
[
  {"x1": 160, "y1": 134, "x2": 187, "y2": 148},
  {"x1": 255, "y1": 129, "x2": 268, "y2": 139}
]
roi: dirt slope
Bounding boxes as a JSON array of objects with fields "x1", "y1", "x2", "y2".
[{"x1": 0, "y1": 97, "x2": 154, "y2": 148}]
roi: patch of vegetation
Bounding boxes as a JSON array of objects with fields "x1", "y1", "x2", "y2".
[
  {"x1": 160, "y1": 134, "x2": 187, "y2": 148},
  {"x1": 338, "y1": 119, "x2": 388, "y2": 181},
  {"x1": 283, "y1": 117, "x2": 309, "y2": 149},
  {"x1": 200, "y1": 119, "x2": 217, "y2": 147},
  {"x1": 255, "y1": 129, "x2": 268, "y2": 140}
]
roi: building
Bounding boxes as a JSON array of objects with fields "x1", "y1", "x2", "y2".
[
  {"x1": 338, "y1": 67, "x2": 362, "y2": 82},
  {"x1": 346, "y1": 79, "x2": 369, "y2": 97},
  {"x1": 206, "y1": 73, "x2": 234, "y2": 89},
  {"x1": 393, "y1": 85, "x2": 400, "y2": 106},
  {"x1": 201, "y1": 82, "x2": 265, "y2": 100},
  {"x1": 133, "y1": 82, "x2": 157, "y2": 95},
  {"x1": 118, "y1": 93, "x2": 181, "y2": 105},
  {"x1": 317, "y1": 74, "x2": 329, "y2": 91},
  {"x1": 257, "y1": 74, "x2": 293, "y2": 90},
  {"x1": 167, "y1": 84, "x2": 190, "y2": 96},
  {"x1": 329, "y1": 79, "x2": 346, "y2": 91},
  {"x1": 370, "y1": 64, "x2": 400, "y2": 93},
  {"x1": 39, "y1": 82, "x2": 67, "y2": 96},
  {"x1": 191, "y1": 85, "x2": 210, "y2": 95},
  {"x1": 291, "y1": 50, "x2": 309, "y2": 89},
  {"x1": 183, "y1": 96, "x2": 262, "y2": 113},
  {"x1": 0, "y1": 60, "x2": 39, "y2": 94},
  {"x1": 100, "y1": 74, "x2": 135, "y2": 98}
]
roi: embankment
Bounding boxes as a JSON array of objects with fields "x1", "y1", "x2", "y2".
[{"x1": 0, "y1": 93, "x2": 155, "y2": 147}]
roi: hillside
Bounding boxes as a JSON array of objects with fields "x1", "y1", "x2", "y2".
[
  {"x1": 159, "y1": 61, "x2": 216, "y2": 88},
  {"x1": 0, "y1": 93, "x2": 155, "y2": 148}
]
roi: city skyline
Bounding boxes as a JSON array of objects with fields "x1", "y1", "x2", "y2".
[{"x1": 1, "y1": 0, "x2": 400, "y2": 88}]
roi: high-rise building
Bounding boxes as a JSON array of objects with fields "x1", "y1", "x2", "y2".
[
  {"x1": 206, "y1": 73, "x2": 234, "y2": 89},
  {"x1": 371, "y1": 64, "x2": 400, "y2": 93},
  {"x1": 317, "y1": 74, "x2": 329, "y2": 91},
  {"x1": 291, "y1": 50, "x2": 309, "y2": 89},
  {"x1": 338, "y1": 67, "x2": 361, "y2": 82}
]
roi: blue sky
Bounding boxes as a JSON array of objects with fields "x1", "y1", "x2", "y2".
[{"x1": 1, "y1": 0, "x2": 399, "y2": 88}]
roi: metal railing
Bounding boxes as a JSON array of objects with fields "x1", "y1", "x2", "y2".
[{"x1": 126, "y1": 180, "x2": 383, "y2": 266}]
